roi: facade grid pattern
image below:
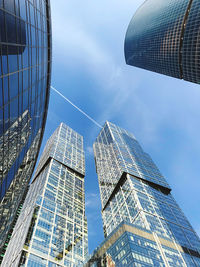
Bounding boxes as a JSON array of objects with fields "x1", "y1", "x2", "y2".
[
  {"x1": 182, "y1": 0, "x2": 200, "y2": 83},
  {"x1": 2, "y1": 123, "x2": 88, "y2": 267},
  {"x1": 93, "y1": 121, "x2": 200, "y2": 266},
  {"x1": 0, "y1": 0, "x2": 52, "y2": 250},
  {"x1": 125, "y1": 0, "x2": 200, "y2": 84}
]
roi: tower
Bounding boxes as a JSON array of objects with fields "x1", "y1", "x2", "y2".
[
  {"x1": 124, "y1": 0, "x2": 200, "y2": 84},
  {"x1": 2, "y1": 123, "x2": 88, "y2": 267},
  {"x1": 93, "y1": 121, "x2": 200, "y2": 266},
  {"x1": 0, "y1": 0, "x2": 52, "y2": 248}
]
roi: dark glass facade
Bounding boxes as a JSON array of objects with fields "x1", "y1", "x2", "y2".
[
  {"x1": 93, "y1": 121, "x2": 200, "y2": 266},
  {"x1": 0, "y1": 0, "x2": 52, "y2": 249},
  {"x1": 124, "y1": 0, "x2": 200, "y2": 84}
]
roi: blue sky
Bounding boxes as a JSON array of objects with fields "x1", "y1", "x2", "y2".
[{"x1": 37, "y1": 0, "x2": 200, "y2": 253}]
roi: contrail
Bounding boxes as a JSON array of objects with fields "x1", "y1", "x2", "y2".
[{"x1": 51, "y1": 85, "x2": 102, "y2": 129}]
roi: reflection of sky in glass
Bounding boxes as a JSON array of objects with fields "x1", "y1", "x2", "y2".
[{"x1": 0, "y1": 0, "x2": 52, "y2": 253}]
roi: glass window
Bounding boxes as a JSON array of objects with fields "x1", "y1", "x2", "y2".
[
  {"x1": 43, "y1": 198, "x2": 56, "y2": 212},
  {"x1": 4, "y1": 0, "x2": 15, "y2": 14},
  {"x1": 0, "y1": 10, "x2": 6, "y2": 43},
  {"x1": 2, "y1": 49, "x2": 8, "y2": 74},
  {"x1": 5, "y1": 13, "x2": 17, "y2": 43},
  {"x1": 10, "y1": 97, "x2": 18, "y2": 122},
  {"x1": 27, "y1": 253, "x2": 47, "y2": 267},
  {"x1": 3, "y1": 76, "x2": 9, "y2": 104},
  {"x1": 8, "y1": 48, "x2": 18, "y2": 73},
  {"x1": 9, "y1": 73, "x2": 18, "y2": 99}
]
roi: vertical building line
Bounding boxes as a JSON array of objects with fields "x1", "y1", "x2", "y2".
[{"x1": 179, "y1": 0, "x2": 194, "y2": 78}]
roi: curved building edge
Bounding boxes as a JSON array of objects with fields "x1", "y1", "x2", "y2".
[
  {"x1": 124, "y1": 0, "x2": 200, "y2": 84},
  {"x1": 0, "y1": 0, "x2": 52, "y2": 252}
]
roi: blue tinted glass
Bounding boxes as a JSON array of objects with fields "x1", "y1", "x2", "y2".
[
  {"x1": 9, "y1": 73, "x2": 18, "y2": 99},
  {"x1": 4, "y1": 104, "x2": 9, "y2": 130},
  {"x1": 48, "y1": 262, "x2": 58, "y2": 267},
  {"x1": 28, "y1": 253, "x2": 46, "y2": 267},
  {"x1": 22, "y1": 46, "x2": 29, "y2": 69},
  {"x1": 22, "y1": 89, "x2": 28, "y2": 111},
  {"x1": 10, "y1": 97, "x2": 18, "y2": 122},
  {"x1": 2, "y1": 50, "x2": 8, "y2": 75},
  {"x1": 31, "y1": 26, "x2": 36, "y2": 46},
  {"x1": 125, "y1": 0, "x2": 200, "y2": 84},
  {"x1": 0, "y1": 0, "x2": 51, "y2": 253},
  {"x1": 1, "y1": 179, "x2": 6, "y2": 201},
  {"x1": 0, "y1": 108, "x2": 3, "y2": 135},
  {"x1": 23, "y1": 69, "x2": 29, "y2": 90},
  {"x1": 8, "y1": 50, "x2": 18, "y2": 73},
  {"x1": 19, "y1": 0, "x2": 27, "y2": 21},
  {"x1": 3, "y1": 76, "x2": 9, "y2": 104},
  {"x1": 5, "y1": 13, "x2": 17, "y2": 43},
  {"x1": 0, "y1": 10, "x2": 6, "y2": 43},
  {"x1": 4, "y1": 0, "x2": 15, "y2": 14},
  {"x1": 29, "y1": 3, "x2": 35, "y2": 25},
  {"x1": 0, "y1": 0, "x2": 3, "y2": 8},
  {"x1": 15, "y1": 0, "x2": 19, "y2": 16},
  {"x1": 0, "y1": 78, "x2": 3, "y2": 107}
]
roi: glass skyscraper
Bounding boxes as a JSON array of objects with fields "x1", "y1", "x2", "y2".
[
  {"x1": 2, "y1": 123, "x2": 88, "y2": 267},
  {"x1": 124, "y1": 0, "x2": 200, "y2": 84},
  {"x1": 92, "y1": 121, "x2": 200, "y2": 266},
  {"x1": 0, "y1": 0, "x2": 52, "y2": 249},
  {"x1": 0, "y1": 185, "x2": 29, "y2": 264}
]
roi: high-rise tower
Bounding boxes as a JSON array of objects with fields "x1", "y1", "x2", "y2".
[
  {"x1": 2, "y1": 123, "x2": 88, "y2": 267},
  {"x1": 0, "y1": 0, "x2": 52, "y2": 248},
  {"x1": 93, "y1": 121, "x2": 200, "y2": 266},
  {"x1": 124, "y1": 0, "x2": 200, "y2": 84}
]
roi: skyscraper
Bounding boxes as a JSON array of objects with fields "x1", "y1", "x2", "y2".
[
  {"x1": 124, "y1": 0, "x2": 200, "y2": 84},
  {"x1": 0, "y1": 0, "x2": 52, "y2": 248},
  {"x1": 0, "y1": 186, "x2": 29, "y2": 264},
  {"x1": 92, "y1": 121, "x2": 200, "y2": 266},
  {"x1": 2, "y1": 123, "x2": 88, "y2": 267}
]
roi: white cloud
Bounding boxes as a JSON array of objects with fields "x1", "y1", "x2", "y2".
[
  {"x1": 51, "y1": 0, "x2": 143, "y2": 90},
  {"x1": 49, "y1": 0, "x2": 200, "y2": 251},
  {"x1": 86, "y1": 146, "x2": 93, "y2": 157},
  {"x1": 85, "y1": 193, "x2": 101, "y2": 209}
]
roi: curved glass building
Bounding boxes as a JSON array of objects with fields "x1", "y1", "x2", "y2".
[
  {"x1": 0, "y1": 0, "x2": 52, "y2": 249},
  {"x1": 124, "y1": 0, "x2": 200, "y2": 84}
]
